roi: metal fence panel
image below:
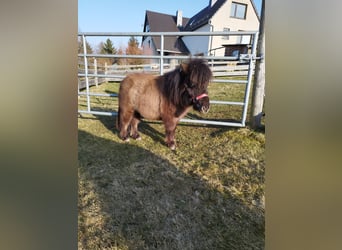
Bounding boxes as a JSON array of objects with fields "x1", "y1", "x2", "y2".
[{"x1": 78, "y1": 31, "x2": 259, "y2": 127}]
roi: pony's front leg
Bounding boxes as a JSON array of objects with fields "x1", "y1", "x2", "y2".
[{"x1": 164, "y1": 121, "x2": 178, "y2": 150}]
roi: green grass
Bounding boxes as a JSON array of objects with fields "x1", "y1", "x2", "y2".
[{"x1": 78, "y1": 81, "x2": 265, "y2": 249}]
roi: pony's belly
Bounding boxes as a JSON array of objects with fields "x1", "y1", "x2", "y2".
[
  {"x1": 134, "y1": 94, "x2": 162, "y2": 120},
  {"x1": 136, "y1": 107, "x2": 161, "y2": 120}
]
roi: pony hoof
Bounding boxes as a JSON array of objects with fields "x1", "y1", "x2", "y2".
[
  {"x1": 168, "y1": 143, "x2": 176, "y2": 150},
  {"x1": 131, "y1": 134, "x2": 141, "y2": 140},
  {"x1": 123, "y1": 137, "x2": 130, "y2": 142}
]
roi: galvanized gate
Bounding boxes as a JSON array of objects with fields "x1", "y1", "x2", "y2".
[{"x1": 78, "y1": 31, "x2": 258, "y2": 127}]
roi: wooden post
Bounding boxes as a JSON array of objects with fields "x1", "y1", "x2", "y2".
[
  {"x1": 94, "y1": 58, "x2": 98, "y2": 87},
  {"x1": 250, "y1": 0, "x2": 265, "y2": 129},
  {"x1": 104, "y1": 62, "x2": 108, "y2": 82}
]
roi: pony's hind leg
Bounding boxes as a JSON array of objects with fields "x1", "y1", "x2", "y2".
[
  {"x1": 118, "y1": 108, "x2": 133, "y2": 142},
  {"x1": 130, "y1": 112, "x2": 141, "y2": 140}
]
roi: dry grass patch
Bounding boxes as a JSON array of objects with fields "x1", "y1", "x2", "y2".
[{"x1": 78, "y1": 81, "x2": 265, "y2": 249}]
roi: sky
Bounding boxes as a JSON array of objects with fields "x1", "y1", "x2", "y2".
[{"x1": 78, "y1": 0, "x2": 262, "y2": 49}]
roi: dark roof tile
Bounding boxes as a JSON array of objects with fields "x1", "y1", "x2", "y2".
[{"x1": 184, "y1": 0, "x2": 227, "y2": 31}]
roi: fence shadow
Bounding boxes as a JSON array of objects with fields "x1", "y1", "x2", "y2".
[
  {"x1": 78, "y1": 129, "x2": 264, "y2": 249},
  {"x1": 104, "y1": 89, "x2": 119, "y2": 95}
]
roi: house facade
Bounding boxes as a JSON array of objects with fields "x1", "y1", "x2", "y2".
[{"x1": 142, "y1": 0, "x2": 259, "y2": 60}]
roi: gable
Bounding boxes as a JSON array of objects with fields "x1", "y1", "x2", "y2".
[
  {"x1": 143, "y1": 10, "x2": 190, "y2": 54},
  {"x1": 183, "y1": 0, "x2": 259, "y2": 31},
  {"x1": 144, "y1": 10, "x2": 189, "y2": 33}
]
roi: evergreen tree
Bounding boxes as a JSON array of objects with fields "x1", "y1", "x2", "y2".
[
  {"x1": 100, "y1": 38, "x2": 117, "y2": 64},
  {"x1": 101, "y1": 38, "x2": 117, "y2": 55}
]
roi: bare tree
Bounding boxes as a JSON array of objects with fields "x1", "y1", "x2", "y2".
[
  {"x1": 125, "y1": 36, "x2": 144, "y2": 65},
  {"x1": 78, "y1": 37, "x2": 93, "y2": 54}
]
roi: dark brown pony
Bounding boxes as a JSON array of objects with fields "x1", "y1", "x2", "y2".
[{"x1": 116, "y1": 59, "x2": 212, "y2": 150}]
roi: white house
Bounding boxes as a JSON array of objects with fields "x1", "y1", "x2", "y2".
[{"x1": 142, "y1": 0, "x2": 259, "y2": 59}]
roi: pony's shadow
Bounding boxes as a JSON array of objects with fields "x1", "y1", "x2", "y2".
[
  {"x1": 138, "y1": 121, "x2": 165, "y2": 145},
  {"x1": 93, "y1": 114, "x2": 166, "y2": 146},
  {"x1": 82, "y1": 111, "x2": 264, "y2": 149},
  {"x1": 91, "y1": 111, "x2": 236, "y2": 145}
]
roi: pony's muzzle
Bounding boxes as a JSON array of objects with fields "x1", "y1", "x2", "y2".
[
  {"x1": 194, "y1": 101, "x2": 210, "y2": 113},
  {"x1": 201, "y1": 105, "x2": 210, "y2": 113},
  {"x1": 194, "y1": 94, "x2": 210, "y2": 113}
]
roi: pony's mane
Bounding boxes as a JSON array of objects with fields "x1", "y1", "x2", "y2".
[
  {"x1": 187, "y1": 59, "x2": 213, "y2": 91},
  {"x1": 161, "y1": 59, "x2": 212, "y2": 106}
]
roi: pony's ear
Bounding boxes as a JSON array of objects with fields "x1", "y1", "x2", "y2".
[{"x1": 180, "y1": 63, "x2": 189, "y2": 73}]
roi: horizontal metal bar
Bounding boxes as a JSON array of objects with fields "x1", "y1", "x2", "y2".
[
  {"x1": 163, "y1": 55, "x2": 241, "y2": 60},
  {"x1": 78, "y1": 110, "x2": 244, "y2": 127},
  {"x1": 78, "y1": 74, "x2": 247, "y2": 84},
  {"x1": 78, "y1": 73, "x2": 125, "y2": 78},
  {"x1": 78, "y1": 75, "x2": 247, "y2": 85},
  {"x1": 78, "y1": 92, "x2": 118, "y2": 97},
  {"x1": 77, "y1": 92, "x2": 243, "y2": 106},
  {"x1": 78, "y1": 53, "x2": 240, "y2": 61},
  {"x1": 211, "y1": 79, "x2": 248, "y2": 84},
  {"x1": 209, "y1": 101, "x2": 244, "y2": 105},
  {"x1": 179, "y1": 118, "x2": 244, "y2": 127},
  {"x1": 78, "y1": 54, "x2": 164, "y2": 59},
  {"x1": 78, "y1": 110, "x2": 117, "y2": 116},
  {"x1": 78, "y1": 31, "x2": 258, "y2": 37}
]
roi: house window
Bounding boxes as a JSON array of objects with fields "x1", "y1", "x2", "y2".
[
  {"x1": 222, "y1": 27, "x2": 230, "y2": 40},
  {"x1": 237, "y1": 29, "x2": 251, "y2": 44},
  {"x1": 230, "y1": 2, "x2": 247, "y2": 19}
]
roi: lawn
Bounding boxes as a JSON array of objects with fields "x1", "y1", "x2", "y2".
[{"x1": 78, "y1": 80, "x2": 265, "y2": 249}]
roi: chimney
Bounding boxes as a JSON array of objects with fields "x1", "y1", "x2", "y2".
[
  {"x1": 210, "y1": 0, "x2": 218, "y2": 7},
  {"x1": 176, "y1": 10, "x2": 182, "y2": 27}
]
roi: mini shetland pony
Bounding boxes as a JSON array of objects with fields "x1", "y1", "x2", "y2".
[{"x1": 116, "y1": 59, "x2": 212, "y2": 150}]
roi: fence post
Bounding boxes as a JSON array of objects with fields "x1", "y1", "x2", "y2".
[
  {"x1": 250, "y1": 0, "x2": 265, "y2": 129},
  {"x1": 94, "y1": 58, "x2": 98, "y2": 87},
  {"x1": 82, "y1": 35, "x2": 91, "y2": 112},
  {"x1": 160, "y1": 34, "x2": 164, "y2": 75}
]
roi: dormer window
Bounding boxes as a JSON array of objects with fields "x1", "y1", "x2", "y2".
[{"x1": 230, "y1": 2, "x2": 247, "y2": 19}]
